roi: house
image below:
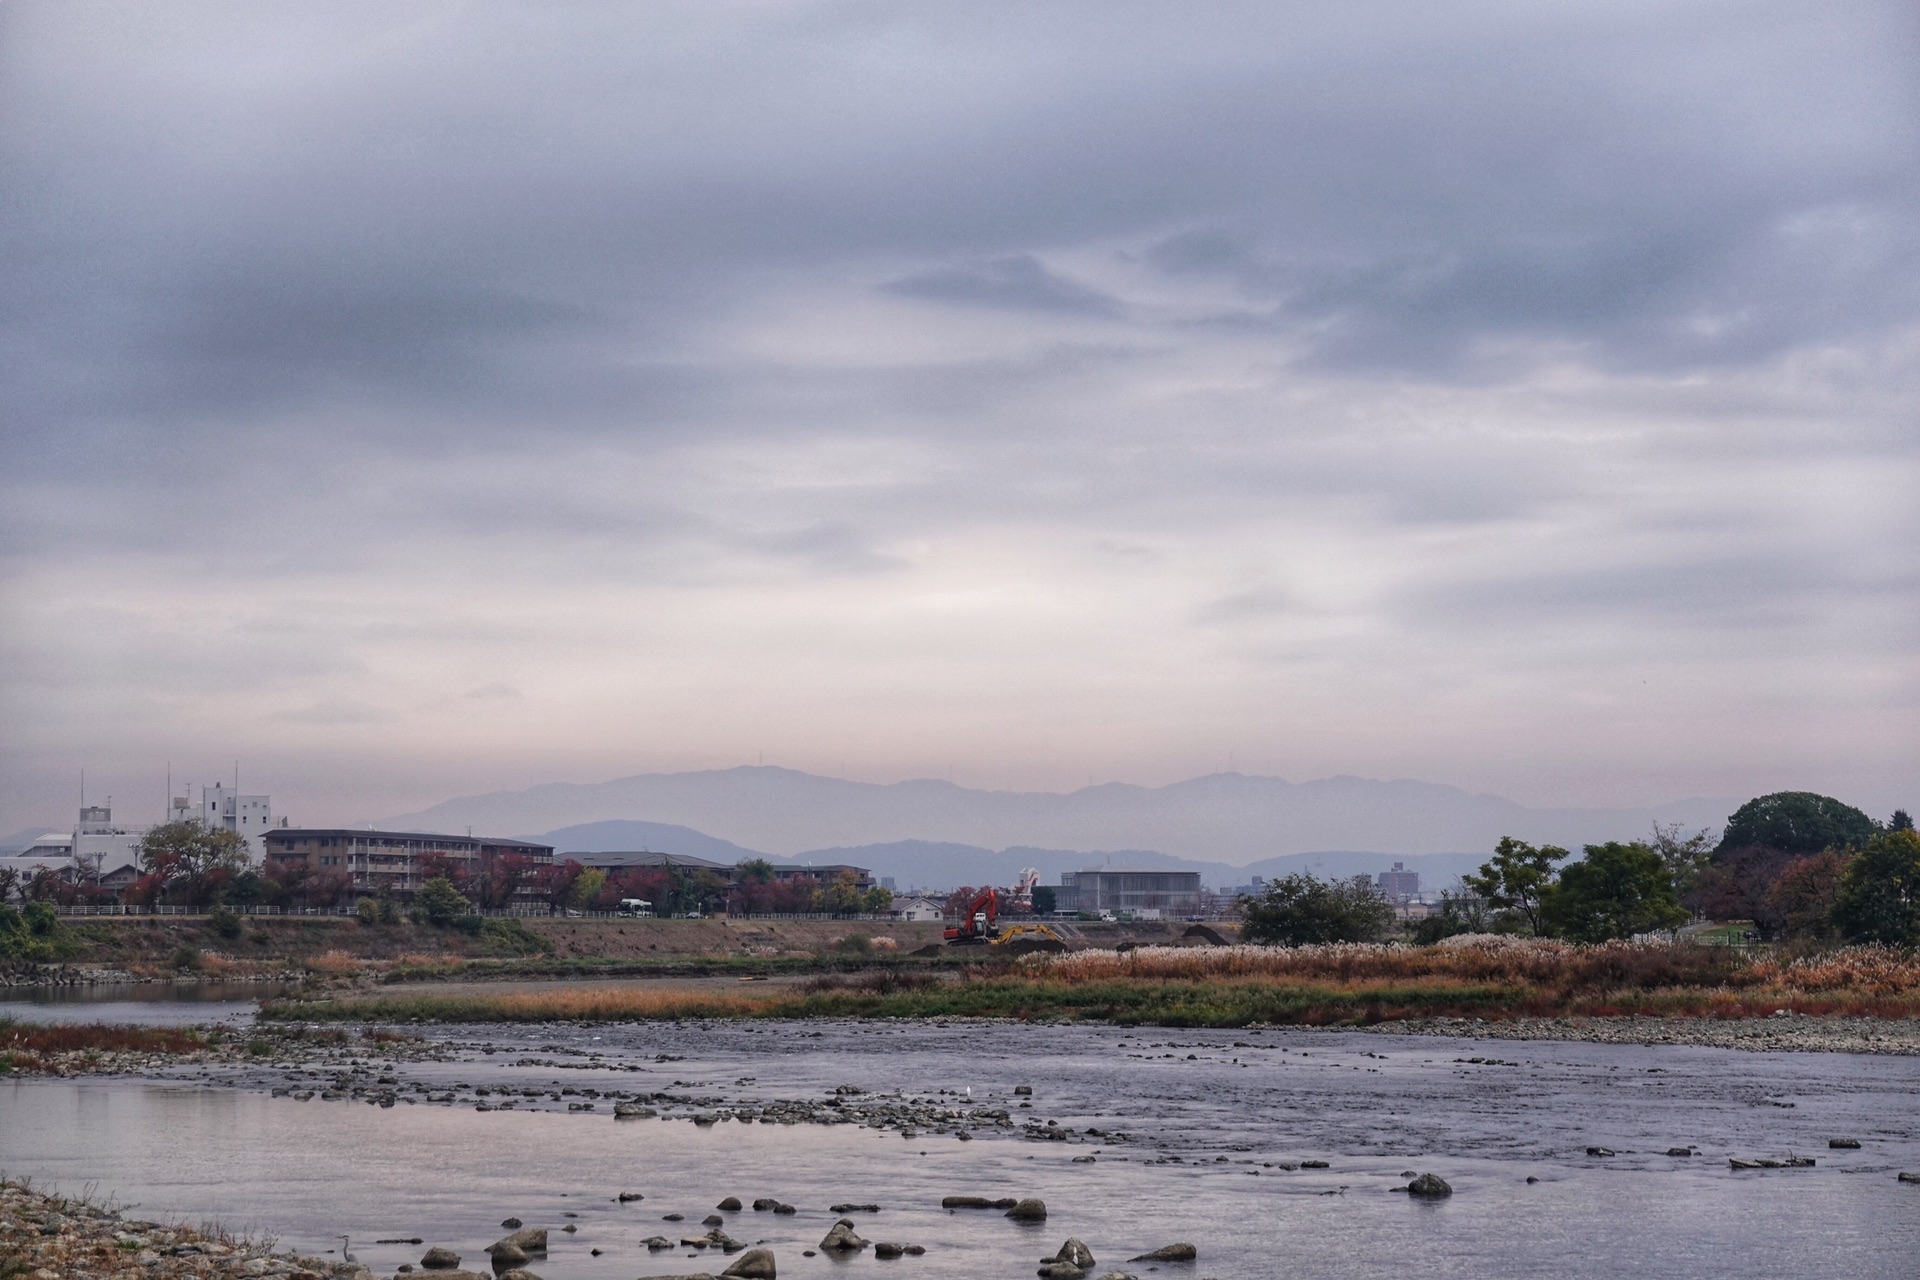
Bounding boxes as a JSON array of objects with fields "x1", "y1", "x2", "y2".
[{"x1": 889, "y1": 894, "x2": 946, "y2": 922}]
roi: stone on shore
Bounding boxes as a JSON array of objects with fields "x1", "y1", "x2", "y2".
[
  {"x1": 820, "y1": 1218, "x2": 869, "y2": 1252},
  {"x1": 1005, "y1": 1198, "x2": 1048, "y2": 1222},
  {"x1": 421, "y1": 1246, "x2": 462, "y2": 1270},
  {"x1": 722, "y1": 1247, "x2": 777, "y2": 1279},
  {"x1": 1406, "y1": 1174, "x2": 1453, "y2": 1198},
  {"x1": 1129, "y1": 1243, "x2": 1197, "y2": 1261}
]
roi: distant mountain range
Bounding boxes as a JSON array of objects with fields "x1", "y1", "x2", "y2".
[{"x1": 383, "y1": 765, "x2": 1735, "y2": 890}]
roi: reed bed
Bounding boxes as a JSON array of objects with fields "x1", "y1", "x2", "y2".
[
  {"x1": 0, "y1": 1018, "x2": 207, "y2": 1072},
  {"x1": 260, "y1": 940, "x2": 1920, "y2": 1028}
]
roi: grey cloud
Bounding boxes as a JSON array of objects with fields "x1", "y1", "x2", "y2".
[{"x1": 884, "y1": 256, "x2": 1122, "y2": 316}]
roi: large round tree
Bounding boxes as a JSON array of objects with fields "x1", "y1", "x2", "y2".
[{"x1": 1716, "y1": 792, "x2": 1877, "y2": 856}]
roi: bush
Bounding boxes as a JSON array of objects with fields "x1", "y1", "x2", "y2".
[
  {"x1": 415, "y1": 877, "x2": 470, "y2": 927},
  {"x1": 172, "y1": 945, "x2": 202, "y2": 971},
  {"x1": 354, "y1": 897, "x2": 398, "y2": 926},
  {"x1": 208, "y1": 904, "x2": 243, "y2": 940},
  {"x1": 1240, "y1": 874, "x2": 1395, "y2": 946}
]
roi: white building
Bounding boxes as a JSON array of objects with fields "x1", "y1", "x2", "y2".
[
  {"x1": 890, "y1": 894, "x2": 946, "y2": 922},
  {"x1": 72, "y1": 803, "x2": 149, "y2": 881},
  {"x1": 172, "y1": 782, "x2": 279, "y2": 857}
]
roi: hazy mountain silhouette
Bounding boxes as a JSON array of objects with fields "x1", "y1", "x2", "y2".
[{"x1": 387, "y1": 765, "x2": 1730, "y2": 862}]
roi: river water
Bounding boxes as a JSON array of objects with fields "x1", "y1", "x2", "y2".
[{"x1": 2, "y1": 1010, "x2": 1916, "y2": 1279}]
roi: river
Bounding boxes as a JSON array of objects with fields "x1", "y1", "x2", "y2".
[{"x1": 2, "y1": 1004, "x2": 1916, "y2": 1278}]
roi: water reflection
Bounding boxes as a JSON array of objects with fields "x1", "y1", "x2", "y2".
[{"x1": 0, "y1": 983, "x2": 279, "y2": 1026}]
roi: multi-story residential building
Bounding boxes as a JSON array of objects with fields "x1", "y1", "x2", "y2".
[
  {"x1": 171, "y1": 783, "x2": 279, "y2": 855},
  {"x1": 263, "y1": 828, "x2": 554, "y2": 902},
  {"x1": 1376, "y1": 861, "x2": 1420, "y2": 901}
]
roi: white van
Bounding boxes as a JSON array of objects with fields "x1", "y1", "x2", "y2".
[{"x1": 616, "y1": 899, "x2": 653, "y2": 918}]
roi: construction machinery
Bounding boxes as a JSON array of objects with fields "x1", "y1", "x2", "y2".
[{"x1": 943, "y1": 884, "x2": 1065, "y2": 946}]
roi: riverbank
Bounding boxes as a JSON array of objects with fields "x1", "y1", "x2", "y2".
[
  {"x1": 259, "y1": 940, "x2": 1920, "y2": 1031},
  {"x1": 0, "y1": 1177, "x2": 363, "y2": 1280},
  {"x1": 0, "y1": 1018, "x2": 449, "y2": 1077}
]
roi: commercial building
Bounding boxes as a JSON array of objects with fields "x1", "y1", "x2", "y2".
[
  {"x1": 1053, "y1": 868, "x2": 1204, "y2": 918},
  {"x1": 1376, "y1": 862, "x2": 1420, "y2": 902},
  {"x1": 263, "y1": 828, "x2": 554, "y2": 901}
]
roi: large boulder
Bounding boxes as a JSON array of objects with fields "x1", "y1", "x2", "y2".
[
  {"x1": 1406, "y1": 1174, "x2": 1453, "y2": 1198},
  {"x1": 1128, "y1": 1244, "x2": 1196, "y2": 1262},
  {"x1": 487, "y1": 1242, "x2": 528, "y2": 1269},
  {"x1": 1038, "y1": 1265, "x2": 1085, "y2": 1279},
  {"x1": 820, "y1": 1219, "x2": 869, "y2": 1253},
  {"x1": 1004, "y1": 1199, "x2": 1048, "y2": 1222},
  {"x1": 722, "y1": 1248, "x2": 777, "y2": 1279},
  {"x1": 717, "y1": 1197, "x2": 744, "y2": 1211},
  {"x1": 1049, "y1": 1239, "x2": 1096, "y2": 1269},
  {"x1": 420, "y1": 1248, "x2": 462, "y2": 1271}
]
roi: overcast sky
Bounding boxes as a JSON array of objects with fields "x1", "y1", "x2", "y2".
[{"x1": 2, "y1": 1, "x2": 1915, "y2": 834}]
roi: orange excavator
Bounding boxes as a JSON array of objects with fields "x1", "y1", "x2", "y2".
[{"x1": 943, "y1": 887, "x2": 1001, "y2": 945}]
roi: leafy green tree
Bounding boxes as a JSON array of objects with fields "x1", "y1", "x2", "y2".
[
  {"x1": 1648, "y1": 822, "x2": 1715, "y2": 897},
  {"x1": 1891, "y1": 809, "x2": 1914, "y2": 833},
  {"x1": 1239, "y1": 874, "x2": 1395, "y2": 945},
  {"x1": 820, "y1": 870, "x2": 870, "y2": 915},
  {"x1": 1831, "y1": 830, "x2": 1920, "y2": 946},
  {"x1": 570, "y1": 867, "x2": 607, "y2": 911},
  {"x1": 1540, "y1": 842, "x2": 1687, "y2": 942},
  {"x1": 1462, "y1": 837, "x2": 1570, "y2": 936},
  {"x1": 1717, "y1": 792, "x2": 1877, "y2": 856},
  {"x1": 861, "y1": 886, "x2": 893, "y2": 915},
  {"x1": 1031, "y1": 885, "x2": 1057, "y2": 915},
  {"x1": 415, "y1": 876, "x2": 471, "y2": 926}
]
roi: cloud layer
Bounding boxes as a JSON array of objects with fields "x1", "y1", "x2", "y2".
[{"x1": 2, "y1": 1, "x2": 1915, "y2": 830}]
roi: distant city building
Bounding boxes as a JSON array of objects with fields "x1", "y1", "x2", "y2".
[
  {"x1": 72, "y1": 803, "x2": 148, "y2": 883},
  {"x1": 1376, "y1": 862, "x2": 1420, "y2": 901},
  {"x1": 1054, "y1": 869, "x2": 1203, "y2": 918},
  {"x1": 569, "y1": 850, "x2": 734, "y2": 875},
  {"x1": 265, "y1": 828, "x2": 553, "y2": 902}
]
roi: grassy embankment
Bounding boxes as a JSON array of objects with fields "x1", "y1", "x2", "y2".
[{"x1": 261, "y1": 939, "x2": 1920, "y2": 1028}]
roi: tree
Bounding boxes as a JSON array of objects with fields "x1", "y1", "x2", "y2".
[
  {"x1": 1462, "y1": 838, "x2": 1570, "y2": 936},
  {"x1": 415, "y1": 876, "x2": 471, "y2": 926},
  {"x1": 1648, "y1": 823, "x2": 1715, "y2": 898},
  {"x1": 1717, "y1": 792, "x2": 1877, "y2": 856},
  {"x1": 1239, "y1": 874, "x2": 1395, "y2": 945},
  {"x1": 1764, "y1": 850, "x2": 1849, "y2": 943},
  {"x1": 474, "y1": 852, "x2": 535, "y2": 910},
  {"x1": 1540, "y1": 842, "x2": 1687, "y2": 943},
  {"x1": 1891, "y1": 809, "x2": 1914, "y2": 833},
  {"x1": 1831, "y1": 830, "x2": 1920, "y2": 946},
  {"x1": 138, "y1": 820, "x2": 250, "y2": 907},
  {"x1": 570, "y1": 867, "x2": 606, "y2": 911},
  {"x1": 1687, "y1": 845, "x2": 1795, "y2": 936},
  {"x1": 861, "y1": 886, "x2": 893, "y2": 915},
  {"x1": 1031, "y1": 885, "x2": 1057, "y2": 915},
  {"x1": 1409, "y1": 889, "x2": 1496, "y2": 945},
  {"x1": 820, "y1": 871, "x2": 871, "y2": 915}
]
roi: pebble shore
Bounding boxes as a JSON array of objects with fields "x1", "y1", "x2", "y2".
[{"x1": 0, "y1": 1180, "x2": 369, "y2": 1280}]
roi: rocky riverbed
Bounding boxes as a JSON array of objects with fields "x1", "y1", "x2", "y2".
[{"x1": 1371, "y1": 1012, "x2": 1920, "y2": 1054}]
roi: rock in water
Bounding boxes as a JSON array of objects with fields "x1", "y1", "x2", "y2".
[
  {"x1": 873, "y1": 1243, "x2": 906, "y2": 1259},
  {"x1": 722, "y1": 1247, "x2": 777, "y2": 1279},
  {"x1": 488, "y1": 1242, "x2": 528, "y2": 1268},
  {"x1": 1049, "y1": 1238, "x2": 1096, "y2": 1269},
  {"x1": 942, "y1": 1196, "x2": 1018, "y2": 1209},
  {"x1": 420, "y1": 1247, "x2": 462, "y2": 1270},
  {"x1": 642, "y1": 1236, "x2": 675, "y2": 1250},
  {"x1": 497, "y1": 1271, "x2": 545, "y2": 1280},
  {"x1": 1407, "y1": 1174, "x2": 1453, "y2": 1198},
  {"x1": 717, "y1": 1197, "x2": 743, "y2": 1211},
  {"x1": 820, "y1": 1219, "x2": 869, "y2": 1253},
  {"x1": 614, "y1": 1103, "x2": 657, "y2": 1119},
  {"x1": 1004, "y1": 1199, "x2": 1048, "y2": 1222},
  {"x1": 1666, "y1": 1148, "x2": 1692, "y2": 1157},
  {"x1": 1830, "y1": 1138, "x2": 1861, "y2": 1149},
  {"x1": 618, "y1": 1192, "x2": 646, "y2": 1202},
  {"x1": 1585, "y1": 1146, "x2": 1615, "y2": 1158},
  {"x1": 1038, "y1": 1265, "x2": 1085, "y2": 1279},
  {"x1": 1128, "y1": 1244, "x2": 1197, "y2": 1261},
  {"x1": 500, "y1": 1218, "x2": 522, "y2": 1229},
  {"x1": 495, "y1": 1228, "x2": 548, "y2": 1254}
]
